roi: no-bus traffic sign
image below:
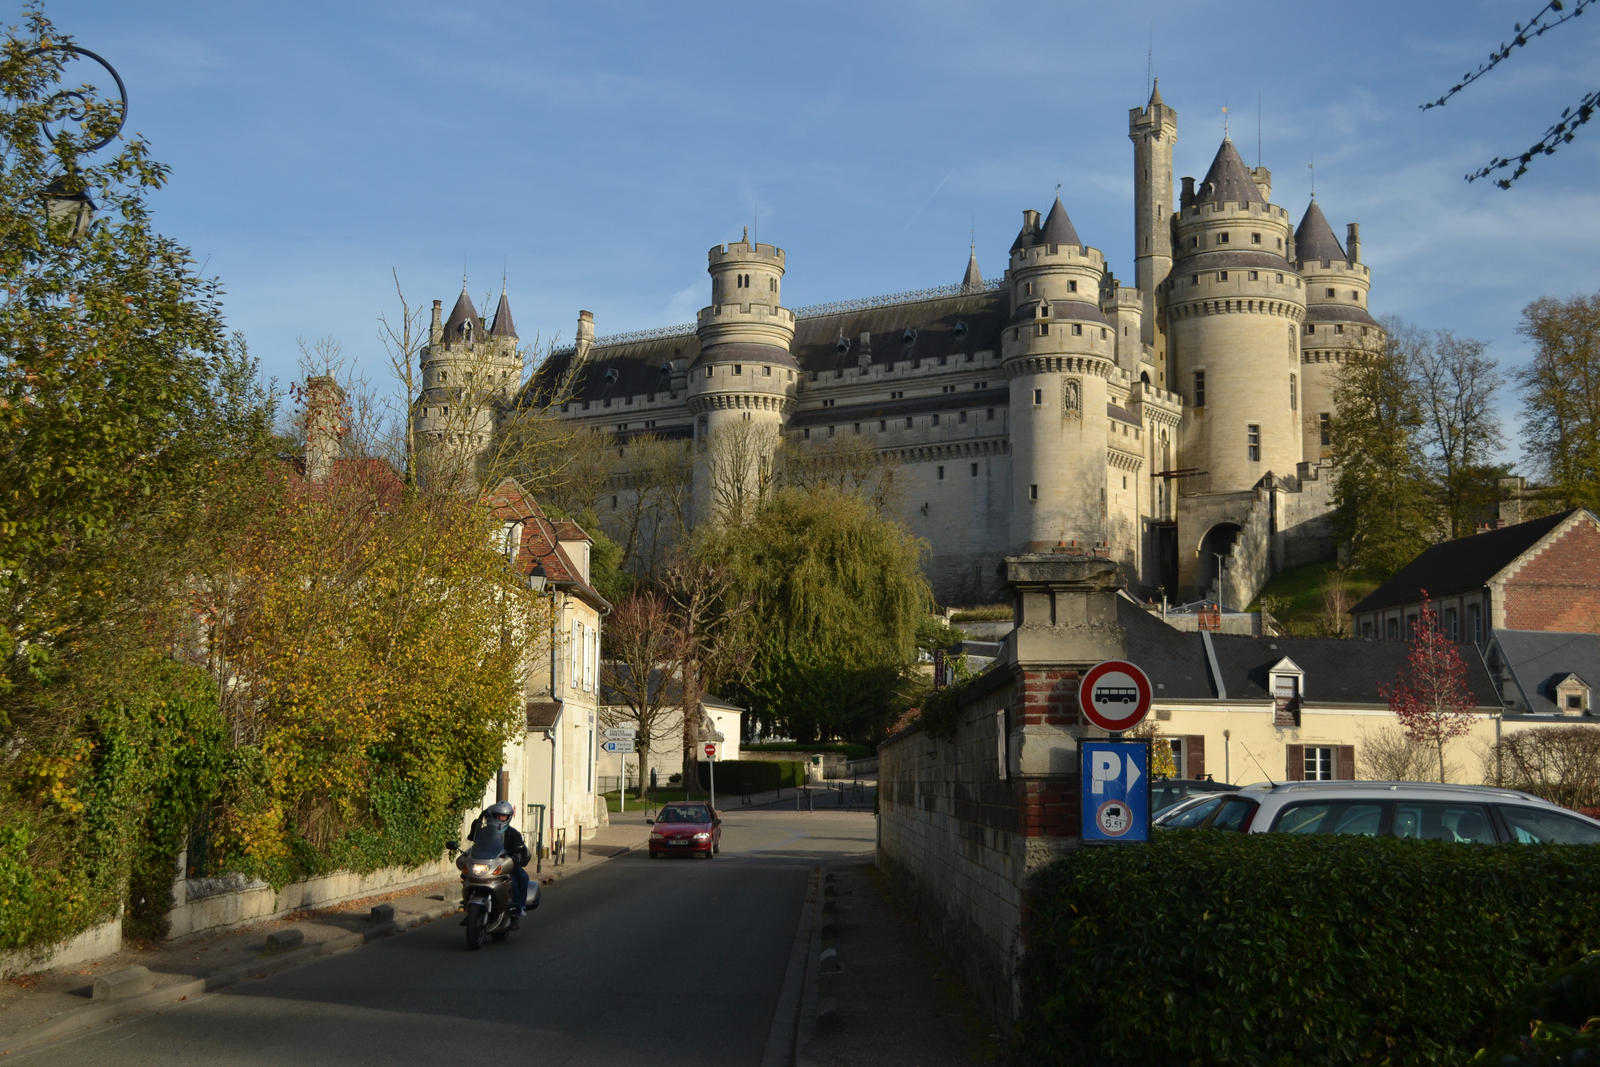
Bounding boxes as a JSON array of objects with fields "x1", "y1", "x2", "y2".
[{"x1": 1077, "y1": 659, "x2": 1154, "y2": 732}]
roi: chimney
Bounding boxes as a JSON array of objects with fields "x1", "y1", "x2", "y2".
[
  {"x1": 1251, "y1": 166, "x2": 1272, "y2": 202},
  {"x1": 857, "y1": 330, "x2": 873, "y2": 369},
  {"x1": 575, "y1": 309, "x2": 595, "y2": 366},
  {"x1": 429, "y1": 299, "x2": 443, "y2": 345},
  {"x1": 1180, "y1": 176, "x2": 1196, "y2": 210},
  {"x1": 1021, "y1": 208, "x2": 1041, "y2": 236},
  {"x1": 303, "y1": 375, "x2": 346, "y2": 484},
  {"x1": 1346, "y1": 223, "x2": 1361, "y2": 265}
]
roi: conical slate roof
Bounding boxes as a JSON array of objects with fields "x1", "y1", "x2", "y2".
[
  {"x1": 490, "y1": 287, "x2": 518, "y2": 339},
  {"x1": 1196, "y1": 139, "x2": 1265, "y2": 205},
  {"x1": 1294, "y1": 200, "x2": 1346, "y2": 264},
  {"x1": 1038, "y1": 197, "x2": 1082, "y2": 247},
  {"x1": 961, "y1": 245, "x2": 982, "y2": 290},
  {"x1": 442, "y1": 287, "x2": 486, "y2": 343}
]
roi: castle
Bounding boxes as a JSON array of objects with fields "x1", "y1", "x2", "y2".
[{"x1": 412, "y1": 84, "x2": 1383, "y2": 607}]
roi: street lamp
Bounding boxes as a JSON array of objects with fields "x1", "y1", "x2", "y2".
[{"x1": 30, "y1": 44, "x2": 128, "y2": 241}]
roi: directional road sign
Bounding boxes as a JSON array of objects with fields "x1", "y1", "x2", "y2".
[
  {"x1": 603, "y1": 728, "x2": 636, "y2": 740},
  {"x1": 1078, "y1": 659, "x2": 1154, "y2": 732},
  {"x1": 602, "y1": 739, "x2": 636, "y2": 753},
  {"x1": 1079, "y1": 739, "x2": 1151, "y2": 843}
]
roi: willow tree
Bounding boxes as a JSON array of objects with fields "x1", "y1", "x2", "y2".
[{"x1": 697, "y1": 486, "x2": 932, "y2": 742}]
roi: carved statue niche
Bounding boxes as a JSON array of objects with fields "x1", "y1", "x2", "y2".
[{"x1": 1062, "y1": 378, "x2": 1081, "y2": 420}]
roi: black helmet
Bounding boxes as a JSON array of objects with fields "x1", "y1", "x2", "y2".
[{"x1": 485, "y1": 801, "x2": 514, "y2": 822}]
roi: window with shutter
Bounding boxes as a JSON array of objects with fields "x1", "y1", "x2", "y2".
[
  {"x1": 1336, "y1": 745, "x2": 1356, "y2": 780},
  {"x1": 1186, "y1": 735, "x2": 1205, "y2": 778},
  {"x1": 1286, "y1": 743, "x2": 1305, "y2": 781}
]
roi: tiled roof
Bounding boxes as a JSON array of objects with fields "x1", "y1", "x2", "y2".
[
  {"x1": 1350, "y1": 510, "x2": 1579, "y2": 613},
  {"x1": 526, "y1": 700, "x2": 563, "y2": 730},
  {"x1": 1294, "y1": 201, "x2": 1346, "y2": 264},
  {"x1": 1195, "y1": 138, "x2": 1265, "y2": 206},
  {"x1": 481, "y1": 477, "x2": 607, "y2": 609}
]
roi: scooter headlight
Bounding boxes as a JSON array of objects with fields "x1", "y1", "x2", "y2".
[{"x1": 471, "y1": 862, "x2": 497, "y2": 876}]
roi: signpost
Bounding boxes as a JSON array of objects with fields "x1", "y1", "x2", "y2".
[
  {"x1": 704, "y1": 743, "x2": 717, "y2": 808},
  {"x1": 603, "y1": 729, "x2": 637, "y2": 811},
  {"x1": 1080, "y1": 739, "x2": 1152, "y2": 843},
  {"x1": 1077, "y1": 659, "x2": 1154, "y2": 733},
  {"x1": 601, "y1": 739, "x2": 636, "y2": 753}
]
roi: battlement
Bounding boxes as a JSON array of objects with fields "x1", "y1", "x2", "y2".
[
  {"x1": 1180, "y1": 200, "x2": 1289, "y2": 221},
  {"x1": 1296, "y1": 258, "x2": 1371, "y2": 280},
  {"x1": 1010, "y1": 242, "x2": 1105, "y2": 271},
  {"x1": 697, "y1": 303, "x2": 797, "y2": 327},
  {"x1": 708, "y1": 240, "x2": 786, "y2": 269}
]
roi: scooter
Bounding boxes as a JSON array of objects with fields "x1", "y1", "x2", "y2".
[{"x1": 446, "y1": 824, "x2": 538, "y2": 950}]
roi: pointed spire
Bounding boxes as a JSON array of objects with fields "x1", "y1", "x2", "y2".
[
  {"x1": 1148, "y1": 77, "x2": 1163, "y2": 109},
  {"x1": 1294, "y1": 200, "x2": 1346, "y2": 265},
  {"x1": 1195, "y1": 138, "x2": 1265, "y2": 205},
  {"x1": 442, "y1": 284, "x2": 485, "y2": 344},
  {"x1": 961, "y1": 239, "x2": 982, "y2": 291},
  {"x1": 1038, "y1": 196, "x2": 1082, "y2": 248},
  {"x1": 490, "y1": 284, "x2": 518, "y2": 339}
]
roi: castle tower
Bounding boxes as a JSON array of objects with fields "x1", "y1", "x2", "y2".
[
  {"x1": 1129, "y1": 80, "x2": 1177, "y2": 381},
  {"x1": 1295, "y1": 201, "x2": 1381, "y2": 464},
  {"x1": 687, "y1": 231, "x2": 797, "y2": 524},
  {"x1": 413, "y1": 284, "x2": 525, "y2": 492},
  {"x1": 1167, "y1": 138, "x2": 1306, "y2": 495},
  {"x1": 1003, "y1": 197, "x2": 1119, "y2": 554}
]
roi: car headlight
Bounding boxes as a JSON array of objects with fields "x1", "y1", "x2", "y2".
[
  {"x1": 650, "y1": 832, "x2": 665, "y2": 840},
  {"x1": 693, "y1": 832, "x2": 711, "y2": 841}
]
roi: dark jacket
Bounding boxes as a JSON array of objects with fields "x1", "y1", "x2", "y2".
[{"x1": 468, "y1": 819, "x2": 531, "y2": 868}]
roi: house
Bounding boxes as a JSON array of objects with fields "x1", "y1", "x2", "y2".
[
  {"x1": 597, "y1": 664, "x2": 744, "y2": 793},
  {"x1": 1349, "y1": 509, "x2": 1600, "y2": 646},
  {"x1": 482, "y1": 477, "x2": 610, "y2": 857},
  {"x1": 1121, "y1": 597, "x2": 1520, "y2": 784}
]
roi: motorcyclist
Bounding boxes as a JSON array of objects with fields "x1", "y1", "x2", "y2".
[{"x1": 468, "y1": 801, "x2": 531, "y2": 928}]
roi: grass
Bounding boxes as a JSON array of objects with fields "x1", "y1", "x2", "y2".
[
  {"x1": 601, "y1": 787, "x2": 706, "y2": 813},
  {"x1": 1249, "y1": 560, "x2": 1384, "y2": 635},
  {"x1": 948, "y1": 604, "x2": 1011, "y2": 623}
]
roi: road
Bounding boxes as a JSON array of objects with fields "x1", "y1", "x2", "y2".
[{"x1": 14, "y1": 808, "x2": 875, "y2": 1066}]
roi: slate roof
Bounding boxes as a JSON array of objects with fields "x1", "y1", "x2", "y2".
[
  {"x1": 1303, "y1": 303, "x2": 1382, "y2": 328},
  {"x1": 490, "y1": 288, "x2": 517, "y2": 339},
  {"x1": 1294, "y1": 200, "x2": 1346, "y2": 264},
  {"x1": 1491, "y1": 629, "x2": 1600, "y2": 715},
  {"x1": 1350, "y1": 509, "x2": 1579, "y2": 614},
  {"x1": 1195, "y1": 138, "x2": 1265, "y2": 206},
  {"x1": 1118, "y1": 598, "x2": 1501, "y2": 707},
  {"x1": 526, "y1": 700, "x2": 563, "y2": 731},
  {"x1": 961, "y1": 247, "x2": 983, "y2": 290},
  {"x1": 442, "y1": 287, "x2": 485, "y2": 342},
  {"x1": 1038, "y1": 197, "x2": 1083, "y2": 248},
  {"x1": 531, "y1": 286, "x2": 1011, "y2": 409}
]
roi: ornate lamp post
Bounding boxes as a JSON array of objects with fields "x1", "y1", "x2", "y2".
[{"x1": 32, "y1": 44, "x2": 127, "y2": 240}]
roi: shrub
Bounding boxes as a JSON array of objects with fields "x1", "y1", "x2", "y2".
[
  {"x1": 1018, "y1": 832, "x2": 1600, "y2": 1065},
  {"x1": 695, "y1": 759, "x2": 806, "y2": 794}
]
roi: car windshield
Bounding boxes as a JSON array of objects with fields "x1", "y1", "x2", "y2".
[
  {"x1": 1496, "y1": 805, "x2": 1600, "y2": 844},
  {"x1": 659, "y1": 807, "x2": 707, "y2": 824},
  {"x1": 469, "y1": 822, "x2": 508, "y2": 860},
  {"x1": 1157, "y1": 794, "x2": 1227, "y2": 828}
]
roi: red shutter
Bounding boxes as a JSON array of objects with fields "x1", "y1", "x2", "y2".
[
  {"x1": 1186, "y1": 735, "x2": 1206, "y2": 778},
  {"x1": 1336, "y1": 745, "x2": 1356, "y2": 781},
  {"x1": 1286, "y1": 744, "x2": 1304, "y2": 781}
]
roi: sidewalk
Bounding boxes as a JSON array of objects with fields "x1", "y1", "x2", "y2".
[{"x1": 0, "y1": 815, "x2": 654, "y2": 1058}]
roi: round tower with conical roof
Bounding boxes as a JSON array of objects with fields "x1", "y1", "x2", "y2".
[
  {"x1": 1295, "y1": 201, "x2": 1381, "y2": 464},
  {"x1": 413, "y1": 283, "x2": 524, "y2": 491},
  {"x1": 1166, "y1": 138, "x2": 1306, "y2": 494},
  {"x1": 1003, "y1": 197, "x2": 1120, "y2": 553},
  {"x1": 687, "y1": 230, "x2": 798, "y2": 523}
]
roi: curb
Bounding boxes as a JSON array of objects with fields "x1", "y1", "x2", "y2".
[{"x1": 0, "y1": 899, "x2": 461, "y2": 1057}]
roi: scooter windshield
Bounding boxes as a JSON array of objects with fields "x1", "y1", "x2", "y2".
[{"x1": 468, "y1": 823, "x2": 508, "y2": 860}]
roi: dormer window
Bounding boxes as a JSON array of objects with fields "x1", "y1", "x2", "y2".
[
  {"x1": 1269, "y1": 657, "x2": 1305, "y2": 727},
  {"x1": 1555, "y1": 674, "x2": 1591, "y2": 716}
]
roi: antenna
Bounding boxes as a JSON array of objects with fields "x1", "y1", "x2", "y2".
[
  {"x1": 1240, "y1": 741, "x2": 1275, "y2": 786},
  {"x1": 1222, "y1": 102, "x2": 1229, "y2": 140},
  {"x1": 754, "y1": 203, "x2": 758, "y2": 246},
  {"x1": 1257, "y1": 90, "x2": 1262, "y2": 168},
  {"x1": 1146, "y1": 25, "x2": 1152, "y2": 100},
  {"x1": 1308, "y1": 155, "x2": 1316, "y2": 199}
]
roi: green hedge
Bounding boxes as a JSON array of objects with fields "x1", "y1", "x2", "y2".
[
  {"x1": 1017, "y1": 832, "x2": 1600, "y2": 1065},
  {"x1": 695, "y1": 759, "x2": 806, "y2": 795}
]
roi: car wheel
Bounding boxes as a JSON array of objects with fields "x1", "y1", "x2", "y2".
[{"x1": 649, "y1": 851, "x2": 659, "y2": 859}]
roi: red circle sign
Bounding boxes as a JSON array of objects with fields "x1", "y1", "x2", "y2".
[
  {"x1": 1077, "y1": 659, "x2": 1153, "y2": 732},
  {"x1": 704, "y1": 743, "x2": 716, "y2": 758}
]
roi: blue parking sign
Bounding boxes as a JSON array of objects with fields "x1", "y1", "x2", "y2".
[{"x1": 1080, "y1": 740, "x2": 1151, "y2": 844}]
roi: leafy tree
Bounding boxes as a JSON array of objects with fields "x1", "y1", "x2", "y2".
[
  {"x1": 1421, "y1": 0, "x2": 1598, "y2": 187},
  {"x1": 1330, "y1": 326, "x2": 1435, "y2": 575},
  {"x1": 1516, "y1": 292, "x2": 1600, "y2": 511},
  {"x1": 1380, "y1": 594, "x2": 1477, "y2": 783},
  {"x1": 599, "y1": 592, "x2": 686, "y2": 801},
  {"x1": 697, "y1": 486, "x2": 932, "y2": 742}
]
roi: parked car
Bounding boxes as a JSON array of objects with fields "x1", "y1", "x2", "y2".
[
  {"x1": 648, "y1": 802, "x2": 722, "y2": 859},
  {"x1": 1151, "y1": 777, "x2": 1240, "y2": 817},
  {"x1": 1155, "y1": 780, "x2": 1600, "y2": 844}
]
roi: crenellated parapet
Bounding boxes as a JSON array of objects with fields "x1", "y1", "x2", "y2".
[
  {"x1": 685, "y1": 390, "x2": 794, "y2": 416},
  {"x1": 1001, "y1": 353, "x2": 1114, "y2": 379},
  {"x1": 1167, "y1": 296, "x2": 1306, "y2": 321}
]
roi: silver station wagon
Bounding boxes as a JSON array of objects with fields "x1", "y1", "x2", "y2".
[{"x1": 1152, "y1": 780, "x2": 1600, "y2": 844}]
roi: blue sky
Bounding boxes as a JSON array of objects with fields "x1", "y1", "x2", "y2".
[{"x1": 36, "y1": 1, "x2": 1600, "y2": 468}]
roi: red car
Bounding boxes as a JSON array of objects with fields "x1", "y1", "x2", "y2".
[{"x1": 648, "y1": 802, "x2": 721, "y2": 859}]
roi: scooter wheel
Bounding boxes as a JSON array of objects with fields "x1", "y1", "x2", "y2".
[{"x1": 465, "y1": 905, "x2": 486, "y2": 950}]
